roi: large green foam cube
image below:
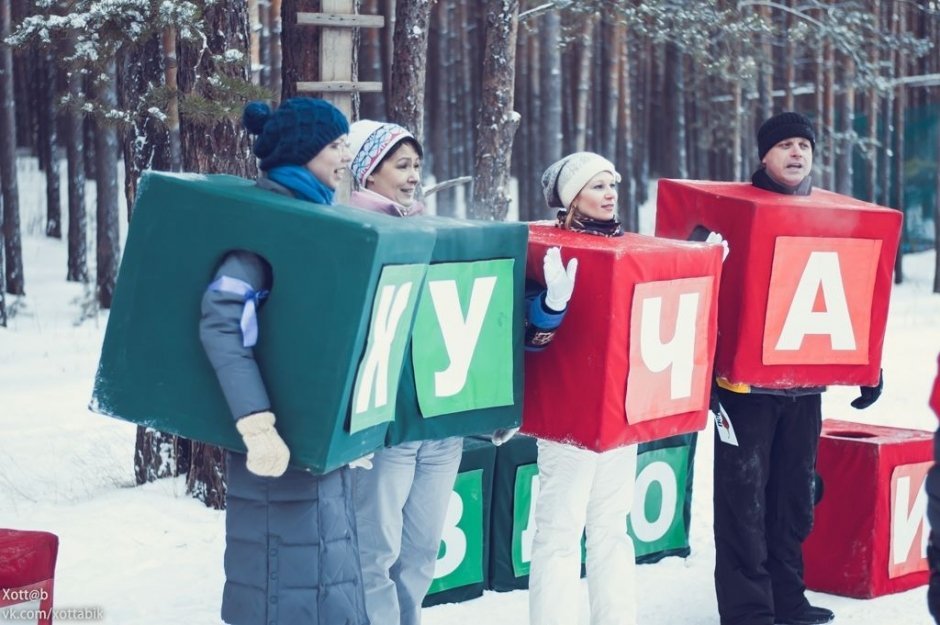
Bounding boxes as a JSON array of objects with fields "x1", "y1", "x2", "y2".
[
  {"x1": 486, "y1": 433, "x2": 696, "y2": 592},
  {"x1": 423, "y1": 437, "x2": 496, "y2": 607},
  {"x1": 91, "y1": 171, "x2": 437, "y2": 473},
  {"x1": 387, "y1": 215, "x2": 528, "y2": 446}
]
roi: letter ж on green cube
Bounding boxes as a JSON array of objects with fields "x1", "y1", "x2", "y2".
[
  {"x1": 423, "y1": 437, "x2": 496, "y2": 607},
  {"x1": 631, "y1": 434, "x2": 697, "y2": 562},
  {"x1": 90, "y1": 171, "x2": 436, "y2": 474},
  {"x1": 388, "y1": 215, "x2": 528, "y2": 446}
]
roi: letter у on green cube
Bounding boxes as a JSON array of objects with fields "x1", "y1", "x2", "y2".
[
  {"x1": 387, "y1": 215, "x2": 528, "y2": 446},
  {"x1": 90, "y1": 171, "x2": 436, "y2": 474}
]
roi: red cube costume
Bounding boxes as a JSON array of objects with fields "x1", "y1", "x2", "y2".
[
  {"x1": 655, "y1": 179, "x2": 901, "y2": 388},
  {"x1": 520, "y1": 224, "x2": 723, "y2": 451}
]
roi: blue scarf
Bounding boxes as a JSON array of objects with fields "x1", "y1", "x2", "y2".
[{"x1": 266, "y1": 165, "x2": 335, "y2": 204}]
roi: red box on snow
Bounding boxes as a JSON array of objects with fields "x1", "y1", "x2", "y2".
[
  {"x1": 520, "y1": 224, "x2": 723, "y2": 451},
  {"x1": 803, "y1": 419, "x2": 932, "y2": 598},
  {"x1": 655, "y1": 179, "x2": 901, "y2": 389}
]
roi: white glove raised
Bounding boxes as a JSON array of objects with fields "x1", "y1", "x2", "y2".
[
  {"x1": 543, "y1": 246, "x2": 578, "y2": 312},
  {"x1": 348, "y1": 452, "x2": 375, "y2": 470},
  {"x1": 705, "y1": 231, "x2": 730, "y2": 262},
  {"x1": 236, "y1": 411, "x2": 290, "y2": 477},
  {"x1": 491, "y1": 427, "x2": 520, "y2": 447}
]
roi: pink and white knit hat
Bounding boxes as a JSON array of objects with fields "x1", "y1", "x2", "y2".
[{"x1": 348, "y1": 120, "x2": 420, "y2": 188}]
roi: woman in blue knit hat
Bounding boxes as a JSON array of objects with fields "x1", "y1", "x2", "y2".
[{"x1": 199, "y1": 97, "x2": 369, "y2": 625}]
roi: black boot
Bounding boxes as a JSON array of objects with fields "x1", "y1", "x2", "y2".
[{"x1": 774, "y1": 604, "x2": 835, "y2": 625}]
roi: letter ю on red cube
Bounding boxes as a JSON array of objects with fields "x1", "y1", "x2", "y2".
[
  {"x1": 521, "y1": 224, "x2": 723, "y2": 452},
  {"x1": 655, "y1": 179, "x2": 902, "y2": 389}
]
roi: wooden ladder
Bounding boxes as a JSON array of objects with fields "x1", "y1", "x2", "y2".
[{"x1": 295, "y1": 0, "x2": 384, "y2": 119}]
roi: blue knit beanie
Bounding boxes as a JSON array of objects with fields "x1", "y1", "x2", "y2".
[{"x1": 243, "y1": 98, "x2": 350, "y2": 171}]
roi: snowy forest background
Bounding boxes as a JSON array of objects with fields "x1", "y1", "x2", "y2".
[{"x1": 0, "y1": 0, "x2": 939, "y2": 509}]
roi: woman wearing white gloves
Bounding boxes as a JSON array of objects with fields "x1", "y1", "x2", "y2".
[
  {"x1": 529, "y1": 152, "x2": 639, "y2": 625},
  {"x1": 346, "y1": 120, "x2": 577, "y2": 625}
]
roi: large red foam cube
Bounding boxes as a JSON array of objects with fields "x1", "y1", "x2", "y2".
[
  {"x1": 521, "y1": 224, "x2": 722, "y2": 451},
  {"x1": 655, "y1": 179, "x2": 901, "y2": 389},
  {"x1": 803, "y1": 419, "x2": 932, "y2": 598}
]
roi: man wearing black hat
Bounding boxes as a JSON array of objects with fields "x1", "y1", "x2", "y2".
[{"x1": 711, "y1": 112, "x2": 883, "y2": 625}]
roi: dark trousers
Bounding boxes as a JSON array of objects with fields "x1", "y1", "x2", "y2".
[
  {"x1": 927, "y1": 429, "x2": 940, "y2": 533},
  {"x1": 713, "y1": 389, "x2": 822, "y2": 625}
]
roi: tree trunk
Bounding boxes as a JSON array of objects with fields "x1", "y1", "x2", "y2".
[
  {"x1": 602, "y1": 20, "x2": 620, "y2": 163},
  {"x1": 121, "y1": 34, "x2": 172, "y2": 222},
  {"x1": 935, "y1": 120, "x2": 940, "y2": 294},
  {"x1": 12, "y1": 1, "x2": 34, "y2": 155},
  {"x1": 893, "y1": 3, "x2": 906, "y2": 285},
  {"x1": 123, "y1": 31, "x2": 186, "y2": 490},
  {"x1": 388, "y1": 0, "x2": 431, "y2": 140},
  {"x1": 636, "y1": 36, "x2": 651, "y2": 206},
  {"x1": 513, "y1": 23, "x2": 532, "y2": 220},
  {"x1": 757, "y1": 3, "x2": 773, "y2": 122},
  {"x1": 783, "y1": 0, "x2": 795, "y2": 111},
  {"x1": 281, "y1": 0, "x2": 320, "y2": 101},
  {"x1": 359, "y1": 0, "x2": 385, "y2": 120},
  {"x1": 94, "y1": 59, "x2": 121, "y2": 310},
  {"x1": 866, "y1": 0, "x2": 880, "y2": 203},
  {"x1": 176, "y1": 0, "x2": 256, "y2": 509},
  {"x1": 457, "y1": 0, "x2": 478, "y2": 181},
  {"x1": 39, "y1": 51, "x2": 61, "y2": 239},
  {"x1": 0, "y1": 0, "x2": 23, "y2": 296},
  {"x1": 163, "y1": 27, "x2": 182, "y2": 173},
  {"x1": 672, "y1": 44, "x2": 687, "y2": 180},
  {"x1": 469, "y1": 0, "x2": 518, "y2": 221},
  {"x1": 814, "y1": 38, "x2": 824, "y2": 188},
  {"x1": 732, "y1": 78, "x2": 742, "y2": 181},
  {"x1": 618, "y1": 22, "x2": 637, "y2": 232},
  {"x1": 836, "y1": 55, "x2": 854, "y2": 196},
  {"x1": 426, "y1": 0, "x2": 454, "y2": 214},
  {"x1": 65, "y1": 64, "x2": 88, "y2": 284},
  {"x1": 572, "y1": 14, "x2": 594, "y2": 153},
  {"x1": 823, "y1": 41, "x2": 835, "y2": 190},
  {"x1": 134, "y1": 426, "x2": 191, "y2": 486},
  {"x1": 540, "y1": 9, "x2": 562, "y2": 210},
  {"x1": 179, "y1": 9, "x2": 255, "y2": 177}
]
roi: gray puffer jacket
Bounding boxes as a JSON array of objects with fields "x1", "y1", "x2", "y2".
[{"x1": 200, "y1": 198, "x2": 368, "y2": 625}]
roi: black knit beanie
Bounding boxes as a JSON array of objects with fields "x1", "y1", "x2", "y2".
[
  {"x1": 757, "y1": 112, "x2": 815, "y2": 159},
  {"x1": 242, "y1": 98, "x2": 350, "y2": 171}
]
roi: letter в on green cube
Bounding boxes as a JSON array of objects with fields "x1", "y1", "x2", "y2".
[
  {"x1": 90, "y1": 172, "x2": 436, "y2": 474},
  {"x1": 423, "y1": 436, "x2": 496, "y2": 607},
  {"x1": 387, "y1": 214, "x2": 528, "y2": 446}
]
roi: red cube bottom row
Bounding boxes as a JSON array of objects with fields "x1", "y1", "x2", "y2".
[{"x1": 804, "y1": 419, "x2": 932, "y2": 598}]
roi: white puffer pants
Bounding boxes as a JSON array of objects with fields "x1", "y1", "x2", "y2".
[{"x1": 529, "y1": 439, "x2": 638, "y2": 625}]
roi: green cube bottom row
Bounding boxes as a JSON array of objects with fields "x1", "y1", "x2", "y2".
[{"x1": 423, "y1": 433, "x2": 696, "y2": 607}]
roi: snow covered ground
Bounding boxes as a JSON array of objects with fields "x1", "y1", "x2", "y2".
[{"x1": 1, "y1": 159, "x2": 939, "y2": 624}]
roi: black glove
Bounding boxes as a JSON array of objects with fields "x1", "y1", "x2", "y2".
[
  {"x1": 928, "y1": 533, "x2": 940, "y2": 624},
  {"x1": 813, "y1": 471, "x2": 824, "y2": 506},
  {"x1": 709, "y1": 386, "x2": 721, "y2": 416},
  {"x1": 851, "y1": 369, "x2": 883, "y2": 410}
]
